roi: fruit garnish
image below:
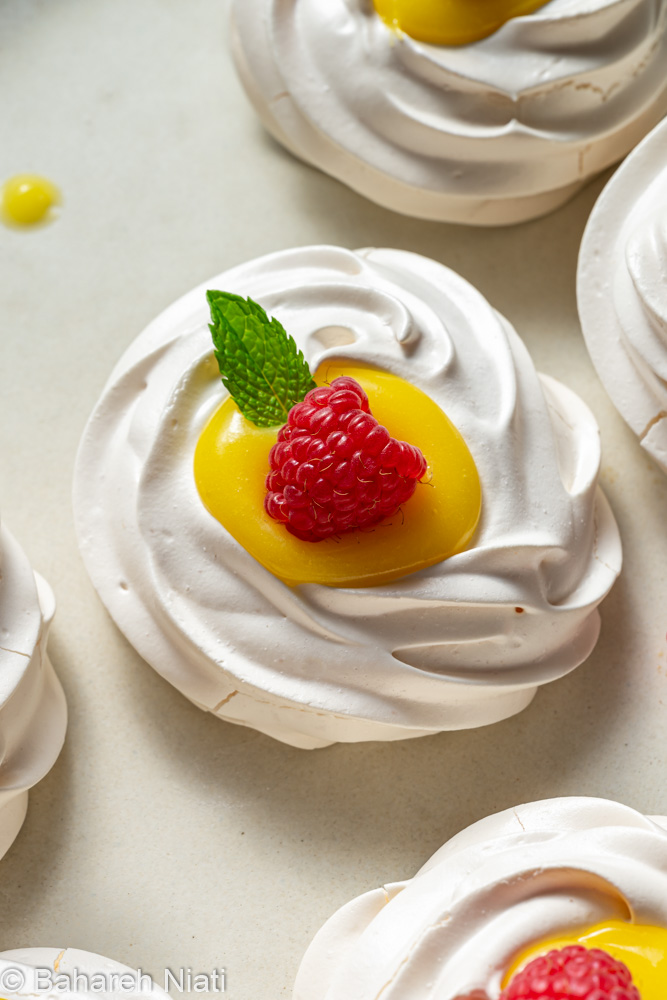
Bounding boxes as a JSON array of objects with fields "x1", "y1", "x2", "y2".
[
  {"x1": 207, "y1": 293, "x2": 428, "y2": 543},
  {"x1": 501, "y1": 945, "x2": 640, "y2": 1000},
  {"x1": 265, "y1": 375, "x2": 427, "y2": 541},
  {"x1": 1, "y1": 174, "x2": 60, "y2": 227},
  {"x1": 374, "y1": 0, "x2": 548, "y2": 46},
  {"x1": 503, "y1": 921, "x2": 667, "y2": 999}
]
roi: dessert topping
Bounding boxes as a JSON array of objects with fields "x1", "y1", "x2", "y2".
[
  {"x1": 207, "y1": 291, "x2": 315, "y2": 428},
  {"x1": 195, "y1": 359, "x2": 481, "y2": 587},
  {"x1": 502, "y1": 945, "x2": 640, "y2": 1000},
  {"x1": 374, "y1": 0, "x2": 548, "y2": 46},
  {"x1": 265, "y1": 376, "x2": 427, "y2": 541},
  {"x1": 208, "y1": 292, "x2": 428, "y2": 543}
]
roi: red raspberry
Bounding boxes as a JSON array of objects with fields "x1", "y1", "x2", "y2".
[
  {"x1": 264, "y1": 376, "x2": 427, "y2": 541},
  {"x1": 501, "y1": 946, "x2": 640, "y2": 1000}
]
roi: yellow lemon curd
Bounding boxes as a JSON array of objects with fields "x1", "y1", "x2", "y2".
[
  {"x1": 504, "y1": 920, "x2": 667, "y2": 998},
  {"x1": 1, "y1": 174, "x2": 60, "y2": 227},
  {"x1": 195, "y1": 362, "x2": 481, "y2": 588},
  {"x1": 374, "y1": 0, "x2": 548, "y2": 46}
]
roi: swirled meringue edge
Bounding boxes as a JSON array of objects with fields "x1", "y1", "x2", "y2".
[
  {"x1": 0, "y1": 521, "x2": 67, "y2": 858},
  {"x1": 578, "y1": 115, "x2": 667, "y2": 473},
  {"x1": 293, "y1": 797, "x2": 667, "y2": 1000},
  {"x1": 0, "y1": 948, "x2": 168, "y2": 999},
  {"x1": 73, "y1": 245, "x2": 620, "y2": 749},
  {"x1": 230, "y1": 0, "x2": 667, "y2": 225}
]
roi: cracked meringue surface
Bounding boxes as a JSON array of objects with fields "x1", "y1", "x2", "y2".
[
  {"x1": 73, "y1": 246, "x2": 621, "y2": 749},
  {"x1": 293, "y1": 797, "x2": 667, "y2": 1000},
  {"x1": 0, "y1": 948, "x2": 168, "y2": 998},
  {"x1": 578, "y1": 116, "x2": 667, "y2": 474},
  {"x1": 0, "y1": 518, "x2": 67, "y2": 859},
  {"x1": 230, "y1": 0, "x2": 667, "y2": 226}
]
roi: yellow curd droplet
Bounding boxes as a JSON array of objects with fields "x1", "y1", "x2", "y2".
[
  {"x1": 194, "y1": 362, "x2": 481, "y2": 588},
  {"x1": 374, "y1": 0, "x2": 549, "y2": 45},
  {"x1": 503, "y1": 920, "x2": 667, "y2": 998},
  {"x1": 1, "y1": 174, "x2": 61, "y2": 227}
]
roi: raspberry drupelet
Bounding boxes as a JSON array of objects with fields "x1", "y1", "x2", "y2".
[
  {"x1": 264, "y1": 376, "x2": 428, "y2": 541},
  {"x1": 501, "y1": 945, "x2": 640, "y2": 1000}
]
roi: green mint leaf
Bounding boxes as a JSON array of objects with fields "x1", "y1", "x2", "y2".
[{"x1": 206, "y1": 291, "x2": 316, "y2": 428}]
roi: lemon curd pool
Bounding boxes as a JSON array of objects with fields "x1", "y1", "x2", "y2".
[
  {"x1": 504, "y1": 920, "x2": 667, "y2": 998},
  {"x1": 374, "y1": 0, "x2": 548, "y2": 46},
  {"x1": 195, "y1": 363, "x2": 481, "y2": 588}
]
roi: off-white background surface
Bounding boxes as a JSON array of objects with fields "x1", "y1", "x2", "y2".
[{"x1": 1, "y1": 1, "x2": 666, "y2": 997}]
